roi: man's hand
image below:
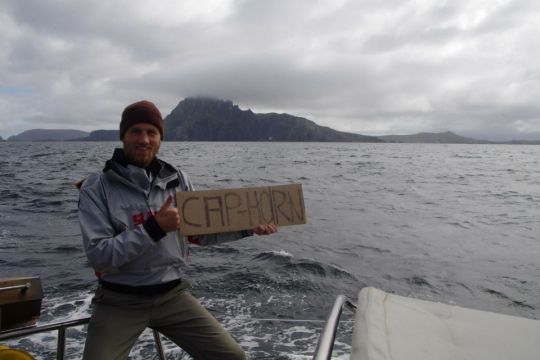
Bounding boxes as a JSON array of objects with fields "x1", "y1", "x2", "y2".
[
  {"x1": 154, "y1": 195, "x2": 180, "y2": 233},
  {"x1": 253, "y1": 223, "x2": 278, "y2": 236}
]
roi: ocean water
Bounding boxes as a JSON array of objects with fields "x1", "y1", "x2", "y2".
[{"x1": 1, "y1": 141, "x2": 539, "y2": 359}]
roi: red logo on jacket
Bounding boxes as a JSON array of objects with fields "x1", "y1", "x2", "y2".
[{"x1": 132, "y1": 211, "x2": 155, "y2": 225}]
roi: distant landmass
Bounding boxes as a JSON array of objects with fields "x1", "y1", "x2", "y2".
[
  {"x1": 75, "y1": 129, "x2": 119, "y2": 141},
  {"x1": 163, "y1": 97, "x2": 382, "y2": 142},
  {"x1": 5, "y1": 98, "x2": 540, "y2": 144},
  {"x1": 8, "y1": 129, "x2": 89, "y2": 141},
  {"x1": 379, "y1": 131, "x2": 540, "y2": 144},
  {"x1": 502, "y1": 139, "x2": 540, "y2": 145},
  {"x1": 379, "y1": 131, "x2": 492, "y2": 144}
]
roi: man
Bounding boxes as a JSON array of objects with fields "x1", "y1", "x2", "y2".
[{"x1": 78, "y1": 100, "x2": 277, "y2": 359}]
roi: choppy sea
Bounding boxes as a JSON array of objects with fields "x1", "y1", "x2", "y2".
[{"x1": 1, "y1": 141, "x2": 539, "y2": 359}]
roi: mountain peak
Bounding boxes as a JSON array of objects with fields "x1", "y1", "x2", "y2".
[{"x1": 173, "y1": 96, "x2": 235, "y2": 110}]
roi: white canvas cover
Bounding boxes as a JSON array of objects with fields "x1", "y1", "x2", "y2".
[{"x1": 351, "y1": 287, "x2": 540, "y2": 360}]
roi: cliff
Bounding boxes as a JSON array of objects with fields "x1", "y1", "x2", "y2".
[{"x1": 163, "y1": 97, "x2": 382, "y2": 142}]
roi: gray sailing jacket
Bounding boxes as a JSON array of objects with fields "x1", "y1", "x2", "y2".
[{"x1": 78, "y1": 149, "x2": 248, "y2": 286}]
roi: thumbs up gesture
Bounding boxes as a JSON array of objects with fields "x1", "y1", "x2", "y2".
[{"x1": 154, "y1": 195, "x2": 180, "y2": 233}]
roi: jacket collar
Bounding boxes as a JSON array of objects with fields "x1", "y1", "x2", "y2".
[
  {"x1": 103, "y1": 148, "x2": 162, "y2": 177},
  {"x1": 103, "y1": 148, "x2": 180, "y2": 190}
]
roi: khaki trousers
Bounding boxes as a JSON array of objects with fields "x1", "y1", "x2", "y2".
[{"x1": 83, "y1": 282, "x2": 245, "y2": 360}]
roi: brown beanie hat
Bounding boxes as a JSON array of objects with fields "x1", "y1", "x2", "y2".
[{"x1": 120, "y1": 100, "x2": 164, "y2": 139}]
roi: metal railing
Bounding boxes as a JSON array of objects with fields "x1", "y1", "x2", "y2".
[
  {"x1": 0, "y1": 282, "x2": 31, "y2": 293},
  {"x1": 1, "y1": 299, "x2": 356, "y2": 360},
  {"x1": 0, "y1": 318, "x2": 166, "y2": 360},
  {"x1": 313, "y1": 295, "x2": 357, "y2": 360}
]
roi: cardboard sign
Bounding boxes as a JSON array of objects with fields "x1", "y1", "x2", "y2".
[{"x1": 176, "y1": 184, "x2": 306, "y2": 235}]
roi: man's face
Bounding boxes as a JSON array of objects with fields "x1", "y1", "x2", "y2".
[{"x1": 122, "y1": 123, "x2": 161, "y2": 167}]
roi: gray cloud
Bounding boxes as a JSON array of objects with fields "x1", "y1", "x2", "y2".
[{"x1": 1, "y1": 0, "x2": 540, "y2": 141}]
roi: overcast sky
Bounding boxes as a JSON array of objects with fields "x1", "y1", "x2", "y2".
[{"x1": 1, "y1": 0, "x2": 540, "y2": 140}]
